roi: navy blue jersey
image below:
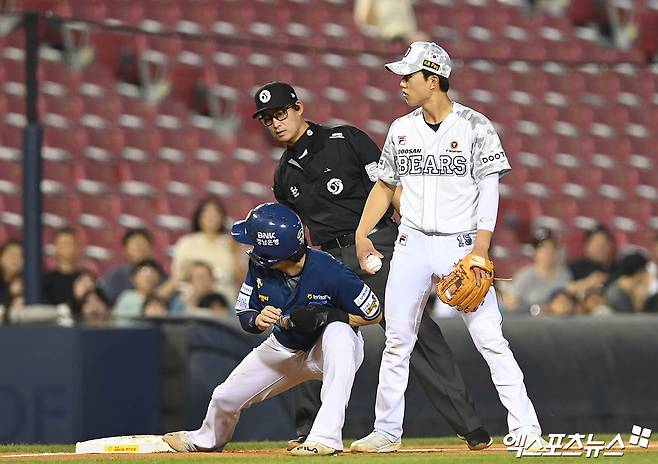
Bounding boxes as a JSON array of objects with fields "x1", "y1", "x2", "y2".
[{"x1": 235, "y1": 248, "x2": 381, "y2": 351}]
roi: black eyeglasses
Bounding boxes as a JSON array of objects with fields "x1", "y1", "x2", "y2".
[{"x1": 259, "y1": 105, "x2": 294, "y2": 127}]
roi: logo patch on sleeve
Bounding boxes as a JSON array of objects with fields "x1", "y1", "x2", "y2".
[
  {"x1": 353, "y1": 284, "x2": 371, "y2": 307},
  {"x1": 365, "y1": 162, "x2": 379, "y2": 182},
  {"x1": 359, "y1": 293, "x2": 380, "y2": 318},
  {"x1": 240, "y1": 283, "x2": 253, "y2": 295},
  {"x1": 236, "y1": 293, "x2": 250, "y2": 310}
]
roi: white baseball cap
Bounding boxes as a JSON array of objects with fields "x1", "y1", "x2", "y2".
[{"x1": 385, "y1": 42, "x2": 452, "y2": 79}]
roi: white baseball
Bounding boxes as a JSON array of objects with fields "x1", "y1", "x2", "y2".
[{"x1": 365, "y1": 254, "x2": 382, "y2": 273}]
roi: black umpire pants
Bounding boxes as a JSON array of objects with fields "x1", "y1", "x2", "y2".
[{"x1": 291, "y1": 222, "x2": 483, "y2": 437}]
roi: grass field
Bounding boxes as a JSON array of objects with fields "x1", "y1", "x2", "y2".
[{"x1": 1, "y1": 436, "x2": 657, "y2": 463}]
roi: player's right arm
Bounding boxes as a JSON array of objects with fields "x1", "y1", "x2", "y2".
[
  {"x1": 235, "y1": 268, "x2": 276, "y2": 334},
  {"x1": 392, "y1": 184, "x2": 402, "y2": 214},
  {"x1": 355, "y1": 181, "x2": 396, "y2": 272},
  {"x1": 355, "y1": 126, "x2": 399, "y2": 274}
]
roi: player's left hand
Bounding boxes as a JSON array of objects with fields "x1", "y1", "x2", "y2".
[
  {"x1": 473, "y1": 265, "x2": 492, "y2": 287},
  {"x1": 471, "y1": 249, "x2": 491, "y2": 286},
  {"x1": 435, "y1": 253, "x2": 495, "y2": 313}
]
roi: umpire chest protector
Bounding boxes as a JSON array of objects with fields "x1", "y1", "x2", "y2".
[{"x1": 273, "y1": 122, "x2": 382, "y2": 245}]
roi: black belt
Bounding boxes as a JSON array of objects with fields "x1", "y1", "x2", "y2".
[{"x1": 320, "y1": 219, "x2": 393, "y2": 251}]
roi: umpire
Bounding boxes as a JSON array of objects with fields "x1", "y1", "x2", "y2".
[{"x1": 252, "y1": 81, "x2": 492, "y2": 450}]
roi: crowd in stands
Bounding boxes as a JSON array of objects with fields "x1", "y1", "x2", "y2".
[
  {"x1": 427, "y1": 223, "x2": 658, "y2": 319},
  {"x1": 3, "y1": 213, "x2": 658, "y2": 324},
  {"x1": 0, "y1": 0, "x2": 656, "y2": 324},
  {"x1": 0, "y1": 196, "x2": 238, "y2": 324},
  {"x1": 497, "y1": 224, "x2": 658, "y2": 316}
]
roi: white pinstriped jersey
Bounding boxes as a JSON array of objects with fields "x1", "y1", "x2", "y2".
[{"x1": 377, "y1": 102, "x2": 511, "y2": 234}]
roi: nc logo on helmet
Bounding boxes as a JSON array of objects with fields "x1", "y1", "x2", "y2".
[
  {"x1": 326, "y1": 178, "x2": 344, "y2": 195},
  {"x1": 259, "y1": 90, "x2": 271, "y2": 103},
  {"x1": 297, "y1": 228, "x2": 304, "y2": 244}
]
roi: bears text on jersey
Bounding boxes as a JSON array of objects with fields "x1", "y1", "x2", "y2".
[{"x1": 396, "y1": 153, "x2": 467, "y2": 176}]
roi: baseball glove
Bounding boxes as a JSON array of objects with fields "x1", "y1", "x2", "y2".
[
  {"x1": 436, "y1": 253, "x2": 495, "y2": 313},
  {"x1": 288, "y1": 305, "x2": 350, "y2": 333}
]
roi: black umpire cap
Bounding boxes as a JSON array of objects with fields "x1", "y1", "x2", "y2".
[{"x1": 252, "y1": 82, "x2": 298, "y2": 118}]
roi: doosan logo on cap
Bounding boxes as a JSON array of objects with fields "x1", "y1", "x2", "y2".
[{"x1": 385, "y1": 42, "x2": 452, "y2": 78}]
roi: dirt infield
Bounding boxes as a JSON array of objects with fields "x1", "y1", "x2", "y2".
[
  {"x1": 0, "y1": 440, "x2": 658, "y2": 464},
  {"x1": 0, "y1": 447, "x2": 506, "y2": 462},
  {"x1": 2, "y1": 442, "x2": 657, "y2": 462}
]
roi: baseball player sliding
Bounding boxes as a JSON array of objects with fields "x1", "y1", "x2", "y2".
[
  {"x1": 351, "y1": 42, "x2": 545, "y2": 452},
  {"x1": 163, "y1": 203, "x2": 382, "y2": 456}
]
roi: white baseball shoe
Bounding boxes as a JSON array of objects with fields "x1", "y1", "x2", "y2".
[
  {"x1": 290, "y1": 441, "x2": 339, "y2": 456},
  {"x1": 350, "y1": 431, "x2": 401, "y2": 453},
  {"x1": 287, "y1": 435, "x2": 307, "y2": 451},
  {"x1": 163, "y1": 431, "x2": 198, "y2": 452}
]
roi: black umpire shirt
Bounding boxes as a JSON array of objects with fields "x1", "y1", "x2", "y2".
[{"x1": 273, "y1": 122, "x2": 393, "y2": 246}]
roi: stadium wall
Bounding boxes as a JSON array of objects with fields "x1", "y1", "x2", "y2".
[{"x1": 1, "y1": 316, "x2": 657, "y2": 443}]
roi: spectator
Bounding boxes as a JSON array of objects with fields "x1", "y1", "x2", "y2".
[
  {"x1": 72, "y1": 269, "x2": 98, "y2": 303},
  {"x1": 646, "y1": 233, "x2": 658, "y2": 298},
  {"x1": 0, "y1": 239, "x2": 23, "y2": 307},
  {"x1": 544, "y1": 288, "x2": 578, "y2": 316},
  {"x1": 182, "y1": 261, "x2": 216, "y2": 308},
  {"x1": 114, "y1": 259, "x2": 163, "y2": 319},
  {"x1": 604, "y1": 252, "x2": 650, "y2": 313},
  {"x1": 99, "y1": 228, "x2": 167, "y2": 305},
  {"x1": 354, "y1": 0, "x2": 429, "y2": 44},
  {"x1": 7, "y1": 274, "x2": 24, "y2": 312},
  {"x1": 43, "y1": 228, "x2": 83, "y2": 305},
  {"x1": 72, "y1": 289, "x2": 111, "y2": 324},
  {"x1": 142, "y1": 293, "x2": 170, "y2": 318},
  {"x1": 568, "y1": 224, "x2": 616, "y2": 282},
  {"x1": 171, "y1": 197, "x2": 243, "y2": 302},
  {"x1": 580, "y1": 287, "x2": 613, "y2": 315},
  {"x1": 196, "y1": 292, "x2": 231, "y2": 319},
  {"x1": 504, "y1": 228, "x2": 572, "y2": 313}
]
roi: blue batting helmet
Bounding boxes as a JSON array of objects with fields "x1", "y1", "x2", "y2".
[{"x1": 231, "y1": 203, "x2": 305, "y2": 267}]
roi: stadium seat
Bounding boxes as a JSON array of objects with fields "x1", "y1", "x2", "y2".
[
  {"x1": 3, "y1": 0, "x2": 656, "y2": 277},
  {"x1": 118, "y1": 191, "x2": 159, "y2": 228},
  {"x1": 177, "y1": 0, "x2": 216, "y2": 34},
  {"x1": 105, "y1": 0, "x2": 144, "y2": 25}
]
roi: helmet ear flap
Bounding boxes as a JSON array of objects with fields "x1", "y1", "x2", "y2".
[
  {"x1": 287, "y1": 240, "x2": 307, "y2": 263},
  {"x1": 247, "y1": 250, "x2": 274, "y2": 267}
]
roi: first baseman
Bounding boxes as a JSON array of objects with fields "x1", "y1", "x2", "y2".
[
  {"x1": 163, "y1": 203, "x2": 382, "y2": 456},
  {"x1": 351, "y1": 42, "x2": 544, "y2": 452}
]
